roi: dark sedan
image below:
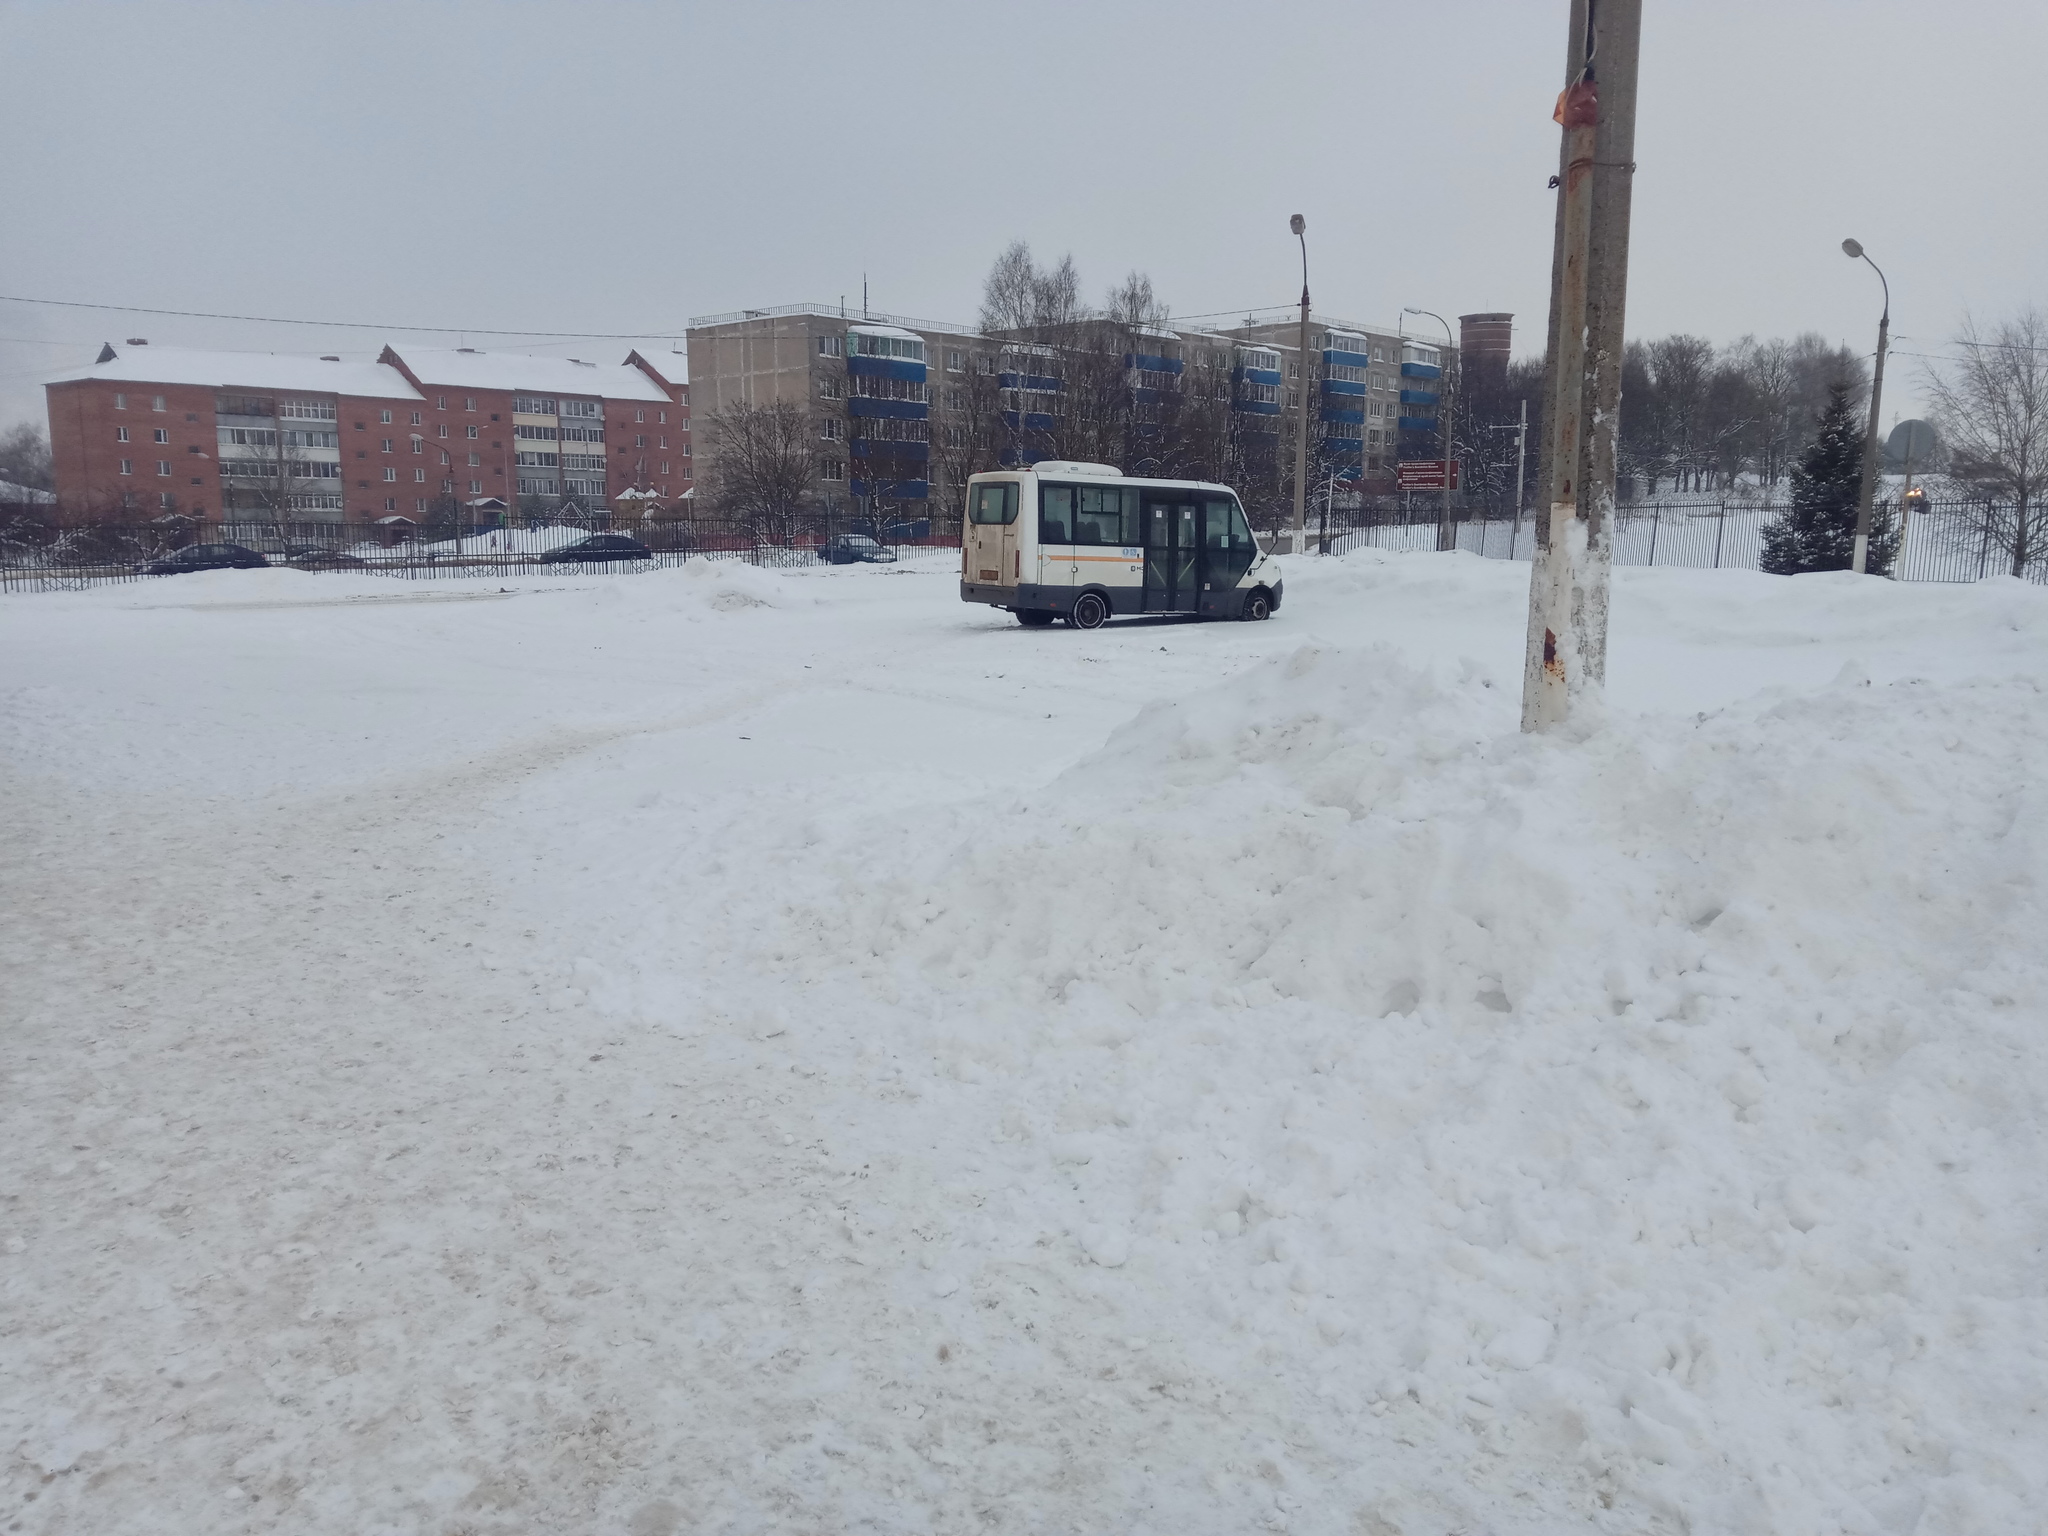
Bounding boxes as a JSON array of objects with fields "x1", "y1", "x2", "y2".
[
  {"x1": 539, "y1": 534, "x2": 654, "y2": 564},
  {"x1": 138, "y1": 543, "x2": 270, "y2": 576},
  {"x1": 821, "y1": 533, "x2": 898, "y2": 565}
]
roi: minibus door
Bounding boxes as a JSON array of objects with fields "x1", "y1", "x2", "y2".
[
  {"x1": 1143, "y1": 496, "x2": 1198, "y2": 611},
  {"x1": 967, "y1": 481, "x2": 1020, "y2": 588}
]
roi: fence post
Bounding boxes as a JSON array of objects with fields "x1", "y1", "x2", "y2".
[
  {"x1": 1646, "y1": 501, "x2": 1662, "y2": 566},
  {"x1": 1712, "y1": 498, "x2": 1726, "y2": 568},
  {"x1": 1980, "y1": 507, "x2": 1992, "y2": 580}
]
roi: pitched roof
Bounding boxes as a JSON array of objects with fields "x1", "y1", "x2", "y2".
[
  {"x1": 45, "y1": 343, "x2": 424, "y2": 399},
  {"x1": 386, "y1": 347, "x2": 672, "y2": 402}
]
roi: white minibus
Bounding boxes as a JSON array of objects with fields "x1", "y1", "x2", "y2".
[{"x1": 960, "y1": 461, "x2": 1282, "y2": 628}]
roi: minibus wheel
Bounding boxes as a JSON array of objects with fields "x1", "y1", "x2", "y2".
[
  {"x1": 1069, "y1": 591, "x2": 1110, "y2": 630},
  {"x1": 1242, "y1": 589, "x2": 1273, "y2": 622}
]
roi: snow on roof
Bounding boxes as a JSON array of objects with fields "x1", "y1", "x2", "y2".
[
  {"x1": 389, "y1": 348, "x2": 673, "y2": 402},
  {"x1": 45, "y1": 343, "x2": 424, "y2": 400},
  {"x1": 846, "y1": 325, "x2": 923, "y2": 342},
  {"x1": 0, "y1": 478, "x2": 55, "y2": 503}
]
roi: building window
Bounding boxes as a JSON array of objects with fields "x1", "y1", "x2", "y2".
[
  {"x1": 464, "y1": 397, "x2": 475, "y2": 411},
  {"x1": 512, "y1": 396, "x2": 558, "y2": 416},
  {"x1": 157, "y1": 460, "x2": 171, "y2": 476},
  {"x1": 469, "y1": 479, "x2": 483, "y2": 494},
  {"x1": 438, "y1": 425, "x2": 449, "y2": 438},
  {"x1": 115, "y1": 427, "x2": 129, "y2": 442},
  {"x1": 819, "y1": 458, "x2": 844, "y2": 481},
  {"x1": 160, "y1": 493, "x2": 175, "y2": 510},
  {"x1": 817, "y1": 334, "x2": 843, "y2": 358},
  {"x1": 385, "y1": 497, "x2": 397, "y2": 512},
  {"x1": 657, "y1": 410, "x2": 666, "y2": 424},
  {"x1": 416, "y1": 498, "x2": 427, "y2": 513},
  {"x1": 946, "y1": 349, "x2": 964, "y2": 372},
  {"x1": 442, "y1": 479, "x2": 455, "y2": 493},
  {"x1": 659, "y1": 460, "x2": 669, "y2": 475},
  {"x1": 561, "y1": 400, "x2": 599, "y2": 419},
  {"x1": 436, "y1": 395, "x2": 446, "y2": 409},
  {"x1": 114, "y1": 393, "x2": 127, "y2": 409},
  {"x1": 414, "y1": 469, "x2": 426, "y2": 483},
  {"x1": 152, "y1": 428, "x2": 169, "y2": 444},
  {"x1": 378, "y1": 438, "x2": 391, "y2": 452},
  {"x1": 682, "y1": 465, "x2": 692, "y2": 479},
  {"x1": 465, "y1": 424, "x2": 478, "y2": 439},
  {"x1": 680, "y1": 442, "x2": 691, "y2": 456},
  {"x1": 818, "y1": 377, "x2": 841, "y2": 401},
  {"x1": 152, "y1": 395, "x2": 166, "y2": 411},
  {"x1": 380, "y1": 409, "x2": 392, "y2": 424},
  {"x1": 412, "y1": 438, "x2": 424, "y2": 453},
  {"x1": 118, "y1": 458, "x2": 132, "y2": 475},
  {"x1": 468, "y1": 453, "x2": 480, "y2": 467},
  {"x1": 820, "y1": 418, "x2": 842, "y2": 441},
  {"x1": 634, "y1": 409, "x2": 645, "y2": 423},
  {"x1": 383, "y1": 468, "x2": 396, "y2": 482}
]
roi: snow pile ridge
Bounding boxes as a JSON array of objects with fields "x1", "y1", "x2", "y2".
[{"x1": 741, "y1": 642, "x2": 2048, "y2": 1531}]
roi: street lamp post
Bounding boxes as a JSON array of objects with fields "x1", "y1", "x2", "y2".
[
  {"x1": 1843, "y1": 237, "x2": 1890, "y2": 575},
  {"x1": 1290, "y1": 214, "x2": 1311, "y2": 556},
  {"x1": 1404, "y1": 307, "x2": 1456, "y2": 551}
]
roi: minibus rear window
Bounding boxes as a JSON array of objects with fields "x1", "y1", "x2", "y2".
[{"x1": 970, "y1": 482, "x2": 1018, "y2": 525}]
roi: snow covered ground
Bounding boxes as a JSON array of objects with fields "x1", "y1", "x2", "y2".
[{"x1": 3, "y1": 552, "x2": 2044, "y2": 1535}]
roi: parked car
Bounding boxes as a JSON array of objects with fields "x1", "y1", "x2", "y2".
[
  {"x1": 821, "y1": 533, "x2": 898, "y2": 565},
  {"x1": 285, "y1": 545, "x2": 367, "y2": 570},
  {"x1": 539, "y1": 533, "x2": 654, "y2": 564},
  {"x1": 138, "y1": 543, "x2": 270, "y2": 576}
]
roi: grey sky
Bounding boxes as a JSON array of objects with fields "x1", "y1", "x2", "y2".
[{"x1": 2, "y1": 1, "x2": 2040, "y2": 435}]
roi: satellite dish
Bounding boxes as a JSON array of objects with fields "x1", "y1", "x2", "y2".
[{"x1": 1886, "y1": 419, "x2": 1937, "y2": 466}]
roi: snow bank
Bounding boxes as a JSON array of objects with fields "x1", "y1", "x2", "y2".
[{"x1": 734, "y1": 639, "x2": 2048, "y2": 1531}]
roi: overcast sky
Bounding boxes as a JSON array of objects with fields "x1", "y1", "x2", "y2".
[{"x1": 2, "y1": 0, "x2": 2041, "y2": 434}]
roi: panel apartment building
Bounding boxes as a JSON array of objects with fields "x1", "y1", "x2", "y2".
[
  {"x1": 685, "y1": 302, "x2": 1473, "y2": 514},
  {"x1": 44, "y1": 341, "x2": 692, "y2": 525}
]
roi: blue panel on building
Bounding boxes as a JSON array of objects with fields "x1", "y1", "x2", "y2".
[
  {"x1": 848, "y1": 356, "x2": 927, "y2": 383},
  {"x1": 1321, "y1": 379, "x2": 1366, "y2": 397},
  {"x1": 1323, "y1": 349, "x2": 1372, "y2": 369},
  {"x1": 1235, "y1": 399, "x2": 1283, "y2": 416},
  {"x1": 998, "y1": 372, "x2": 1063, "y2": 392},
  {"x1": 1125, "y1": 353, "x2": 1184, "y2": 374},
  {"x1": 1400, "y1": 362, "x2": 1442, "y2": 380},
  {"x1": 848, "y1": 397, "x2": 928, "y2": 420},
  {"x1": 1238, "y1": 367, "x2": 1283, "y2": 386},
  {"x1": 1321, "y1": 407, "x2": 1365, "y2": 426},
  {"x1": 851, "y1": 479, "x2": 930, "y2": 500},
  {"x1": 1023, "y1": 412, "x2": 1054, "y2": 431},
  {"x1": 1399, "y1": 389, "x2": 1439, "y2": 406},
  {"x1": 1397, "y1": 415, "x2": 1438, "y2": 432},
  {"x1": 850, "y1": 439, "x2": 930, "y2": 460}
]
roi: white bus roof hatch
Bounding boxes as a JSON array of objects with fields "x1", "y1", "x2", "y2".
[{"x1": 1030, "y1": 460, "x2": 1122, "y2": 477}]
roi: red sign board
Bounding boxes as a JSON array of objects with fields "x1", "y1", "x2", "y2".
[{"x1": 1396, "y1": 459, "x2": 1459, "y2": 491}]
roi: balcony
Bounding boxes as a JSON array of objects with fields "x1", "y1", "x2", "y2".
[
  {"x1": 1399, "y1": 389, "x2": 1439, "y2": 407},
  {"x1": 1236, "y1": 367, "x2": 1283, "y2": 387},
  {"x1": 848, "y1": 356, "x2": 926, "y2": 383},
  {"x1": 1397, "y1": 415, "x2": 1438, "y2": 432},
  {"x1": 848, "y1": 397, "x2": 927, "y2": 420},
  {"x1": 1323, "y1": 347, "x2": 1372, "y2": 369},
  {"x1": 1234, "y1": 399, "x2": 1283, "y2": 416},
  {"x1": 997, "y1": 372, "x2": 1062, "y2": 392},
  {"x1": 849, "y1": 439, "x2": 929, "y2": 460},
  {"x1": 1320, "y1": 407, "x2": 1365, "y2": 426},
  {"x1": 1124, "y1": 353, "x2": 1183, "y2": 375},
  {"x1": 1002, "y1": 410, "x2": 1057, "y2": 431},
  {"x1": 1321, "y1": 378, "x2": 1366, "y2": 397},
  {"x1": 1400, "y1": 361, "x2": 1442, "y2": 380}
]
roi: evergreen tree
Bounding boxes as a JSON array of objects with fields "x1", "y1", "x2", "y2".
[{"x1": 1761, "y1": 381, "x2": 1897, "y2": 574}]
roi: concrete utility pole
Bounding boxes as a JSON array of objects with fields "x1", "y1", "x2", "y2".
[
  {"x1": 1843, "y1": 238, "x2": 1890, "y2": 574},
  {"x1": 1522, "y1": 0, "x2": 1641, "y2": 733},
  {"x1": 1290, "y1": 214, "x2": 1311, "y2": 556}
]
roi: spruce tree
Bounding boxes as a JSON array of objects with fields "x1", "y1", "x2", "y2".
[{"x1": 1761, "y1": 381, "x2": 1897, "y2": 575}]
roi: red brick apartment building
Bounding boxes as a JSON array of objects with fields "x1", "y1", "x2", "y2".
[{"x1": 43, "y1": 342, "x2": 691, "y2": 524}]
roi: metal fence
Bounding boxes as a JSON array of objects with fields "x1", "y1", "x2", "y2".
[
  {"x1": 1326, "y1": 497, "x2": 2044, "y2": 584},
  {"x1": 0, "y1": 518, "x2": 961, "y2": 595}
]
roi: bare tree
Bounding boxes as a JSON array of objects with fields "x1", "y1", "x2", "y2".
[
  {"x1": 0, "y1": 423, "x2": 53, "y2": 491},
  {"x1": 703, "y1": 398, "x2": 819, "y2": 543},
  {"x1": 1927, "y1": 308, "x2": 2048, "y2": 577}
]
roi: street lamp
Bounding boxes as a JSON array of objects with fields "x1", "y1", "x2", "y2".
[
  {"x1": 1842, "y1": 237, "x2": 1890, "y2": 575},
  {"x1": 1403, "y1": 307, "x2": 1456, "y2": 552},
  {"x1": 1290, "y1": 214, "x2": 1310, "y2": 556}
]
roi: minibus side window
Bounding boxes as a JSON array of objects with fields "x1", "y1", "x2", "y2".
[
  {"x1": 1040, "y1": 484, "x2": 1074, "y2": 543},
  {"x1": 970, "y1": 482, "x2": 1017, "y2": 524},
  {"x1": 1204, "y1": 495, "x2": 1256, "y2": 587},
  {"x1": 1074, "y1": 485, "x2": 1137, "y2": 545}
]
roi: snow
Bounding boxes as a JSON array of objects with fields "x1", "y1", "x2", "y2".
[
  {"x1": 45, "y1": 343, "x2": 424, "y2": 400},
  {"x1": 3, "y1": 551, "x2": 2045, "y2": 1534},
  {"x1": 387, "y1": 348, "x2": 673, "y2": 402}
]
